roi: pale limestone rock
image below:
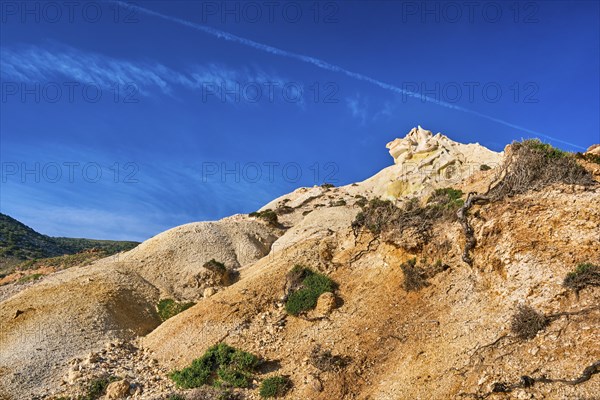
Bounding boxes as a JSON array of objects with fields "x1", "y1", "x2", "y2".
[
  {"x1": 105, "y1": 379, "x2": 130, "y2": 399},
  {"x1": 314, "y1": 292, "x2": 336, "y2": 316},
  {"x1": 356, "y1": 126, "x2": 503, "y2": 199}
]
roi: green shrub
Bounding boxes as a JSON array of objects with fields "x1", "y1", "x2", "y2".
[
  {"x1": 563, "y1": 263, "x2": 600, "y2": 293},
  {"x1": 17, "y1": 273, "x2": 43, "y2": 284},
  {"x1": 510, "y1": 305, "x2": 548, "y2": 340},
  {"x1": 157, "y1": 299, "x2": 196, "y2": 321},
  {"x1": 80, "y1": 376, "x2": 119, "y2": 400},
  {"x1": 170, "y1": 343, "x2": 259, "y2": 389},
  {"x1": 489, "y1": 139, "x2": 594, "y2": 200},
  {"x1": 260, "y1": 376, "x2": 291, "y2": 398},
  {"x1": 576, "y1": 152, "x2": 600, "y2": 165},
  {"x1": 285, "y1": 267, "x2": 336, "y2": 316},
  {"x1": 249, "y1": 210, "x2": 278, "y2": 225},
  {"x1": 480, "y1": 164, "x2": 492, "y2": 171},
  {"x1": 204, "y1": 259, "x2": 227, "y2": 274},
  {"x1": 352, "y1": 189, "x2": 464, "y2": 236},
  {"x1": 168, "y1": 395, "x2": 186, "y2": 400},
  {"x1": 354, "y1": 195, "x2": 368, "y2": 208},
  {"x1": 329, "y1": 199, "x2": 346, "y2": 207},
  {"x1": 321, "y1": 183, "x2": 335, "y2": 189},
  {"x1": 426, "y1": 188, "x2": 464, "y2": 218}
]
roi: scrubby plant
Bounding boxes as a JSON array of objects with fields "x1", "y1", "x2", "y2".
[
  {"x1": 157, "y1": 299, "x2": 196, "y2": 322},
  {"x1": 17, "y1": 273, "x2": 43, "y2": 284},
  {"x1": 488, "y1": 139, "x2": 594, "y2": 200},
  {"x1": 321, "y1": 183, "x2": 335, "y2": 189},
  {"x1": 168, "y1": 395, "x2": 186, "y2": 400},
  {"x1": 275, "y1": 205, "x2": 294, "y2": 215},
  {"x1": 203, "y1": 259, "x2": 239, "y2": 286},
  {"x1": 80, "y1": 376, "x2": 119, "y2": 400},
  {"x1": 204, "y1": 259, "x2": 226, "y2": 274},
  {"x1": 169, "y1": 343, "x2": 259, "y2": 389},
  {"x1": 259, "y1": 376, "x2": 291, "y2": 398},
  {"x1": 563, "y1": 263, "x2": 600, "y2": 293},
  {"x1": 284, "y1": 266, "x2": 336, "y2": 316},
  {"x1": 480, "y1": 164, "x2": 492, "y2": 171},
  {"x1": 309, "y1": 345, "x2": 350, "y2": 372},
  {"x1": 400, "y1": 258, "x2": 428, "y2": 292},
  {"x1": 249, "y1": 209, "x2": 278, "y2": 225},
  {"x1": 352, "y1": 190, "x2": 463, "y2": 250},
  {"x1": 354, "y1": 195, "x2": 368, "y2": 208},
  {"x1": 329, "y1": 199, "x2": 346, "y2": 207},
  {"x1": 510, "y1": 305, "x2": 548, "y2": 340},
  {"x1": 576, "y1": 151, "x2": 600, "y2": 165},
  {"x1": 426, "y1": 188, "x2": 464, "y2": 219}
]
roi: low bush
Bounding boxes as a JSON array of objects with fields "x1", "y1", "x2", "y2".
[
  {"x1": 510, "y1": 305, "x2": 548, "y2": 340},
  {"x1": 354, "y1": 195, "x2": 368, "y2": 208},
  {"x1": 329, "y1": 199, "x2": 346, "y2": 207},
  {"x1": 321, "y1": 183, "x2": 335, "y2": 189},
  {"x1": 80, "y1": 376, "x2": 119, "y2": 400},
  {"x1": 309, "y1": 345, "x2": 350, "y2": 372},
  {"x1": 563, "y1": 263, "x2": 600, "y2": 293},
  {"x1": 157, "y1": 299, "x2": 196, "y2": 322},
  {"x1": 480, "y1": 164, "x2": 492, "y2": 171},
  {"x1": 576, "y1": 152, "x2": 600, "y2": 165},
  {"x1": 285, "y1": 266, "x2": 336, "y2": 316},
  {"x1": 17, "y1": 273, "x2": 43, "y2": 284},
  {"x1": 352, "y1": 190, "x2": 463, "y2": 249},
  {"x1": 169, "y1": 343, "x2": 259, "y2": 389},
  {"x1": 204, "y1": 259, "x2": 226, "y2": 274},
  {"x1": 203, "y1": 259, "x2": 239, "y2": 286},
  {"x1": 259, "y1": 376, "x2": 291, "y2": 398},
  {"x1": 249, "y1": 210, "x2": 278, "y2": 225},
  {"x1": 488, "y1": 139, "x2": 594, "y2": 200},
  {"x1": 400, "y1": 258, "x2": 428, "y2": 292}
]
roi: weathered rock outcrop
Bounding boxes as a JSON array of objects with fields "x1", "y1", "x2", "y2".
[{"x1": 1, "y1": 127, "x2": 598, "y2": 400}]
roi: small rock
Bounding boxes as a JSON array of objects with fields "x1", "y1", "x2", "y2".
[
  {"x1": 314, "y1": 292, "x2": 337, "y2": 316},
  {"x1": 307, "y1": 374, "x2": 323, "y2": 392},
  {"x1": 67, "y1": 368, "x2": 82, "y2": 384},
  {"x1": 203, "y1": 287, "x2": 217, "y2": 298},
  {"x1": 106, "y1": 379, "x2": 130, "y2": 399}
]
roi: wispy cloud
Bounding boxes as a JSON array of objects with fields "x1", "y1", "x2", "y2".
[
  {"x1": 345, "y1": 95, "x2": 368, "y2": 125},
  {"x1": 0, "y1": 45, "x2": 295, "y2": 101},
  {"x1": 114, "y1": 0, "x2": 586, "y2": 150}
]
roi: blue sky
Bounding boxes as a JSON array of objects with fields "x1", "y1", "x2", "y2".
[{"x1": 1, "y1": 0, "x2": 599, "y2": 241}]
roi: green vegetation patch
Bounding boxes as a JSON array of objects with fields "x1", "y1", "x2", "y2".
[
  {"x1": 285, "y1": 266, "x2": 337, "y2": 316},
  {"x1": 17, "y1": 273, "x2": 43, "y2": 284},
  {"x1": 259, "y1": 376, "x2": 292, "y2": 398},
  {"x1": 157, "y1": 299, "x2": 196, "y2": 321},
  {"x1": 576, "y1": 152, "x2": 600, "y2": 165},
  {"x1": 249, "y1": 209, "x2": 278, "y2": 225},
  {"x1": 352, "y1": 188, "x2": 464, "y2": 242},
  {"x1": 488, "y1": 139, "x2": 594, "y2": 199},
  {"x1": 169, "y1": 343, "x2": 259, "y2": 389},
  {"x1": 79, "y1": 376, "x2": 119, "y2": 400},
  {"x1": 563, "y1": 263, "x2": 600, "y2": 293}
]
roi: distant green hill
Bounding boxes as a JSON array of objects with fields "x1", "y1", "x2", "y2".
[{"x1": 0, "y1": 213, "x2": 139, "y2": 272}]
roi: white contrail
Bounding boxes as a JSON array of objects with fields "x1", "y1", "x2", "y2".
[{"x1": 114, "y1": 1, "x2": 586, "y2": 150}]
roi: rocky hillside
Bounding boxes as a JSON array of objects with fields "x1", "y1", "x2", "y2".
[{"x1": 0, "y1": 127, "x2": 598, "y2": 400}]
